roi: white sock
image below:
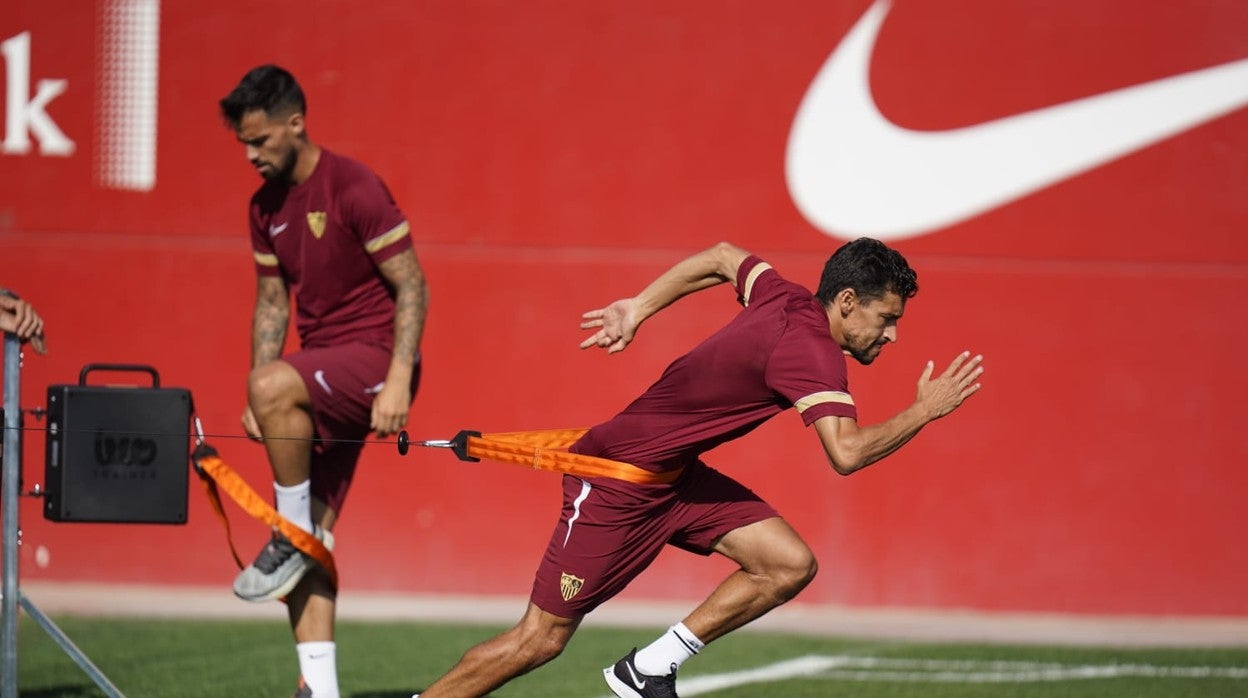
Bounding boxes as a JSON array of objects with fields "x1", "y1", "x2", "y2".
[
  {"x1": 633, "y1": 622, "x2": 704, "y2": 676},
  {"x1": 297, "y1": 641, "x2": 339, "y2": 698},
  {"x1": 274, "y1": 480, "x2": 314, "y2": 534}
]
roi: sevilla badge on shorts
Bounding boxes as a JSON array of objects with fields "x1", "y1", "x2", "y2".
[{"x1": 559, "y1": 572, "x2": 584, "y2": 601}]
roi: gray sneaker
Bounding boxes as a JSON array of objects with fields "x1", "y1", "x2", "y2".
[{"x1": 232, "y1": 526, "x2": 334, "y2": 602}]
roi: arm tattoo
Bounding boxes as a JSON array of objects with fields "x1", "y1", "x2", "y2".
[
  {"x1": 252, "y1": 275, "x2": 289, "y2": 368},
  {"x1": 378, "y1": 249, "x2": 427, "y2": 369}
]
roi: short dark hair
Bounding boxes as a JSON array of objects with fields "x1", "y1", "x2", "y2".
[
  {"x1": 219, "y1": 64, "x2": 306, "y2": 129},
  {"x1": 815, "y1": 238, "x2": 918, "y2": 305}
]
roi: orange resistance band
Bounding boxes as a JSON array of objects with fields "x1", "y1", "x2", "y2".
[
  {"x1": 462, "y1": 429, "x2": 682, "y2": 485},
  {"x1": 188, "y1": 429, "x2": 671, "y2": 588},
  {"x1": 191, "y1": 445, "x2": 338, "y2": 590}
]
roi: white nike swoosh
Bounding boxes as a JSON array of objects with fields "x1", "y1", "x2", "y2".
[
  {"x1": 313, "y1": 369, "x2": 333, "y2": 395},
  {"x1": 786, "y1": 0, "x2": 1248, "y2": 240},
  {"x1": 269, "y1": 222, "x2": 288, "y2": 237},
  {"x1": 625, "y1": 662, "x2": 646, "y2": 689}
]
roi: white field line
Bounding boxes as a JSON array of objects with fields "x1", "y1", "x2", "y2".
[
  {"x1": 676, "y1": 655, "x2": 852, "y2": 695},
  {"x1": 815, "y1": 656, "x2": 1248, "y2": 682},
  {"x1": 599, "y1": 655, "x2": 1248, "y2": 696}
]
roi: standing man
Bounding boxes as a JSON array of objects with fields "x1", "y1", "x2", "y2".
[
  {"x1": 219, "y1": 64, "x2": 427, "y2": 698},
  {"x1": 415, "y1": 239, "x2": 982, "y2": 698}
]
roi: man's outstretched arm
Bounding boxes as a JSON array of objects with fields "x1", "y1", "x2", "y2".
[
  {"x1": 579, "y1": 242, "x2": 750, "y2": 353},
  {"x1": 814, "y1": 351, "x2": 984, "y2": 475}
]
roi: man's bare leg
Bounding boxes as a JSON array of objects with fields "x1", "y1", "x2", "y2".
[
  {"x1": 681, "y1": 517, "x2": 817, "y2": 643},
  {"x1": 418, "y1": 603, "x2": 581, "y2": 698},
  {"x1": 603, "y1": 517, "x2": 817, "y2": 693},
  {"x1": 248, "y1": 360, "x2": 315, "y2": 486},
  {"x1": 247, "y1": 361, "x2": 343, "y2": 696}
]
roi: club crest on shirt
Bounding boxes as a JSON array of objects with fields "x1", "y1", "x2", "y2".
[
  {"x1": 306, "y1": 211, "x2": 327, "y2": 239},
  {"x1": 559, "y1": 572, "x2": 585, "y2": 601}
]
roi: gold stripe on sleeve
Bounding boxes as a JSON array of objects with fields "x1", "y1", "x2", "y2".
[
  {"x1": 253, "y1": 251, "x2": 279, "y2": 267},
  {"x1": 741, "y1": 262, "x2": 772, "y2": 307},
  {"x1": 794, "y1": 391, "x2": 855, "y2": 413},
  {"x1": 364, "y1": 221, "x2": 410, "y2": 254}
]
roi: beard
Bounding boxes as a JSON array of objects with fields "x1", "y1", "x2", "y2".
[
  {"x1": 258, "y1": 148, "x2": 297, "y2": 182},
  {"x1": 847, "y1": 345, "x2": 878, "y2": 365},
  {"x1": 844, "y1": 331, "x2": 884, "y2": 365}
]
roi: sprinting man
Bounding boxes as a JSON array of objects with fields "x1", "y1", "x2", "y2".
[
  {"x1": 219, "y1": 64, "x2": 428, "y2": 698},
  {"x1": 414, "y1": 239, "x2": 982, "y2": 697}
]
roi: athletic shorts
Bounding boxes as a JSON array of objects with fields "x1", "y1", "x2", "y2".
[
  {"x1": 283, "y1": 343, "x2": 421, "y2": 514},
  {"x1": 529, "y1": 461, "x2": 777, "y2": 617}
]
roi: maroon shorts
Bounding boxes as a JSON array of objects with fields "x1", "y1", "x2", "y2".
[
  {"x1": 529, "y1": 462, "x2": 777, "y2": 618},
  {"x1": 283, "y1": 343, "x2": 420, "y2": 514}
]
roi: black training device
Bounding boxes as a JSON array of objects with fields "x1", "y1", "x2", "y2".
[{"x1": 43, "y1": 364, "x2": 192, "y2": 523}]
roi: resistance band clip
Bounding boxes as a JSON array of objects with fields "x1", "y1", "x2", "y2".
[{"x1": 397, "y1": 429, "x2": 481, "y2": 462}]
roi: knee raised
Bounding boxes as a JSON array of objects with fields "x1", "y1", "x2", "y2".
[{"x1": 247, "y1": 362, "x2": 300, "y2": 411}]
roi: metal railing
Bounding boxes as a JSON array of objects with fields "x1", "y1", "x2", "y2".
[{"x1": 2, "y1": 333, "x2": 124, "y2": 698}]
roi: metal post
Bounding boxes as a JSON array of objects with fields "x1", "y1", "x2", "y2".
[
  {"x1": 2, "y1": 334, "x2": 22, "y2": 698},
  {"x1": 1, "y1": 334, "x2": 125, "y2": 698},
  {"x1": 17, "y1": 594, "x2": 124, "y2": 696}
]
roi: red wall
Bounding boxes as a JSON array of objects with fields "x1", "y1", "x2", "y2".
[{"x1": 2, "y1": 0, "x2": 1246, "y2": 616}]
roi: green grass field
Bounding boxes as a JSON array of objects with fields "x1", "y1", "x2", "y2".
[{"x1": 14, "y1": 615, "x2": 1248, "y2": 697}]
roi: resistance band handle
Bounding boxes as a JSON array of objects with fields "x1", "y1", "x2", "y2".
[{"x1": 78, "y1": 363, "x2": 161, "y2": 388}]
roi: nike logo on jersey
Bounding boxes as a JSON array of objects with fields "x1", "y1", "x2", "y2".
[
  {"x1": 268, "y1": 222, "x2": 288, "y2": 238},
  {"x1": 785, "y1": 0, "x2": 1248, "y2": 240}
]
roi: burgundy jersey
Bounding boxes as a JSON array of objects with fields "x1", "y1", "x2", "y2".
[
  {"x1": 249, "y1": 149, "x2": 412, "y2": 350},
  {"x1": 573, "y1": 256, "x2": 856, "y2": 472}
]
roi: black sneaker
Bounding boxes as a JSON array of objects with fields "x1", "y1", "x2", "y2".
[
  {"x1": 232, "y1": 526, "x2": 334, "y2": 602},
  {"x1": 603, "y1": 648, "x2": 678, "y2": 698},
  {"x1": 291, "y1": 677, "x2": 312, "y2": 698}
]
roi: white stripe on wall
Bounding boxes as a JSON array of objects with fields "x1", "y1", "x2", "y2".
[{"x1": 96, "y1": 0, "x2": 160, "y2": 191}]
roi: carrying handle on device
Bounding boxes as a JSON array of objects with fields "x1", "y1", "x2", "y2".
[{"x1": 78, "y1": 363, "x2": 161, "y2": 388}]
